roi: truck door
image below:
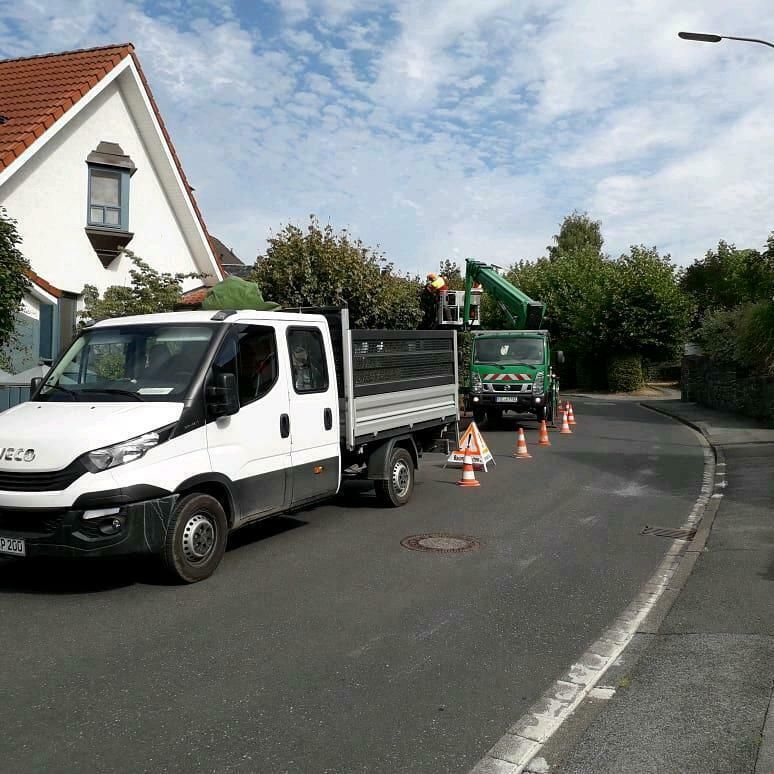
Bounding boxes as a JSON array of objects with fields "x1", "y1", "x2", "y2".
[
  {"x1": 285, "y1": 325, "x2": 340, "y2": 507},
  {"x1": 205, "y1": 324, "x2": 291, "y2": 524}
]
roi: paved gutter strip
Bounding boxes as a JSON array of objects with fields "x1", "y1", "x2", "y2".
[{"x1": 470, "y1": 407, "x2": 721, "y2": 774}]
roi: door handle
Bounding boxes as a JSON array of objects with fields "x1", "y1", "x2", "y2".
[
  {"x1": 280, "y1": 414, "x2": 290, "y2": 438},
  {"x1": 324, "y1": 408, "x2": 333, "y2": 431}
]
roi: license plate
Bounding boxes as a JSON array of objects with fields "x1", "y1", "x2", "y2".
[
  {"x1": 0, "y1": 536, "x2": 26, "y2": 557},
  {"x1": 496, "y1": 396, "x2": 521, "y2": 403}
]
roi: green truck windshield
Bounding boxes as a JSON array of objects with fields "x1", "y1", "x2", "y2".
[{"x1": 473, "y1": 338, "x2": 544, "y2": 365}]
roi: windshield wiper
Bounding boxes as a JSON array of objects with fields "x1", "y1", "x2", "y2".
[
  {"x1": 79, "y1": 388, "x2": 145, "y2": 402},
  {"x1": 475, "y1": 361, "x2": 505, "y2": 368}
]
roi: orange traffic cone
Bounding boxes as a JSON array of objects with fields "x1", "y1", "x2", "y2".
[
  {"x1": 567, "y1": 403, "x2": 577, "y2": 426},
  {"x1": 560, "y1": 409, "x2": 573, "y2": 434},
  {"x1": 457, "y1": 448, "x2": 481, "y2": 487},
  {"x1": 512, "y1": 427, "x2": 532, "y2": 459},
  {"x1": 538, "y1": 420, "x2": 551, "y2": 446}
]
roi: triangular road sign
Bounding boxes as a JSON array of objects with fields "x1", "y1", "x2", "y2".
[{"x1": 446, "y1": 422, "x2": 495, "y2": 471}]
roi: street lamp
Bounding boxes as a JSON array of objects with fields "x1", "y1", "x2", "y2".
[{"x1": 678, "y1": 31, "x2": 774, "y2": 49}]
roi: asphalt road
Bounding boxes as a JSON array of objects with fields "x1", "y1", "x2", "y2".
[{"x1": 0, "y1": 399, "x2": 705, "y2": 774}]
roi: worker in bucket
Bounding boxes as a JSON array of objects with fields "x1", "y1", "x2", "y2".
[{"x1": 425, "y1": 272, "x2": 448, "y2": 294}]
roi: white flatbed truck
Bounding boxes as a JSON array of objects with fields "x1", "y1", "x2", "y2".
[{"x1": 0, "y1": 308, "x2": 458, "y2": 582}]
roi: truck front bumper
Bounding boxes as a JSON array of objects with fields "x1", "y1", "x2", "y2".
[
  {"x1": 470, "y1": 393, "x2": 544, "y2": 412},
  {"x1": 0, "y1": 494, "x2": 180, "y2": 559}
]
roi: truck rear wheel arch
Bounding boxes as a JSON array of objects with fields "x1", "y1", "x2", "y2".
[
  {"x1": 175, "y1": 474, "x2": 236, "y2": 528},
  {"x1": 366, "y1": 436, "x2": 419, "y2": 481}
]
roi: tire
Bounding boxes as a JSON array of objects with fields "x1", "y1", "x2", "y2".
[
  {"x1": 472, "y1": 407, "x2": 486, "y2": 424},
  {"x1": 374, "y1": 447, "x2": 415, "y2": 507},
  {"x1": 161, "y1": 493, "x2": 228, "y2": 583}
]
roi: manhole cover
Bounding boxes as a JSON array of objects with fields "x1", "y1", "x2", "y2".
[
  {"x1": 400, "y1": 534, "x2": 481, "y2": 554},
  {"x1": 641, "y1": 525, "x2": 696, "y2": 541}
]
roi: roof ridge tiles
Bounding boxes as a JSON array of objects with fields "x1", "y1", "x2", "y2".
[{"x1": 0, "y1": 43, "x2": 133, "y2": 65}]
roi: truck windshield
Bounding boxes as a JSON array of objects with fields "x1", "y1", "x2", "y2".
[
  {"x1": 37, "y1": 324, "x2": 215, "y2": 402},
  {"x1": 473, "y1": 338, "x2": 544, "y2": 365}
]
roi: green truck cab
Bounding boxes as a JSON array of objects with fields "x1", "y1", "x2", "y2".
[{"x1": 468, "y1": 329, "x2": 561, "y2": 424}]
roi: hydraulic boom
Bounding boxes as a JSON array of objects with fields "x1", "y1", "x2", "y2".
[{"x1": 462, "y1": 259, "x2": 545, "y2": 330}]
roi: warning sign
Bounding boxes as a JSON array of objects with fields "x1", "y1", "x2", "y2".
[{"x1": 446, "y1": 422, "x2": 495, "y2": 471}]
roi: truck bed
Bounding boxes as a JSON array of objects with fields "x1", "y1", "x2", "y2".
[{"x1": 286, "y1": 308, "x2": 459, "y2": 449}]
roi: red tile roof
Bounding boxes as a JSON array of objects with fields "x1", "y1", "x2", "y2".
[
  {"x1": 177, "y1": 287, "x2": 210, "y2": 306},
  {"x1": 0, "y1": 44, "x2": 133, "y2": 172},
  {"x1": 0, "y1": 44, "x2": 223, "y2": 277}
]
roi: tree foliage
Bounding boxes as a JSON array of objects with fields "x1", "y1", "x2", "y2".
[
  {"x1": 695, "y1": 307, "x2": 742, "y2": 366},
  {"x1": 507, "y1": 217, "x2": 692, "y2": 389},
  {"x1": 252, "y1": 216, "x2": 423, "y2": 329},
  {"x1": 0, "y1": 208, "x2": 31, "y2": 356},
  {"x1": 547, "y1": 211, "x2": 605, "y2": 262},
  {"x1": 605, "y1": 246, "x2": 693, "y2": 362},
  {"x1": 81, "y1": 250, "x2": 203, "y2": 322},
  {"x1": 736, "y1": 302, "x2": 774, "y2": 375},
  {"x1": 681, "y1": 237, "x2": 774, "y2": 326}
]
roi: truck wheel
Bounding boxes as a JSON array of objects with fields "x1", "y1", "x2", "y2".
[
  {"x1": 374, "y1": 448, "x2": 414, "y2": 507},
  {"x1": 161, "y1": 493, "x2": 228, "y2": 583},
  {"x1": 472, "y1": 407, "x2": 486, "y2": 424}
]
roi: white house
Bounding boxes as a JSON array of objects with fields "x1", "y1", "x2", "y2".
[{"x1": 0, "y1": 43, "x2": 223, "y2": 374}]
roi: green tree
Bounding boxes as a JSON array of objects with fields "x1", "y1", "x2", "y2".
[
  {"x1": 681, "y1": 237, "x2": 774, "y2": 326},
  {"x1": 605, "y1": 246, "x2": 693, "y2": 363},
  {"x1": 252, "y1": 216, "x2": 423, "y2": 329},
  {"x1": 0, "y1": 208, "x2": 31, "y2": 368},
  {"x1": 81, "y1": 250, "x2": 204, "y2": 322},
  {"x1": 547, "y1": 211, "x2": 605, "y2": 262}
]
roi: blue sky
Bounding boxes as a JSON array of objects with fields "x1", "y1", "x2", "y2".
[{"x1": 1, "y1": 0, "x2": 774, "y2": 272}]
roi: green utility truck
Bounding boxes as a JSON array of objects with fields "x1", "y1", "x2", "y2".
[{"x1": 456, "y1": 260, "x2": 563, "y2": 425}]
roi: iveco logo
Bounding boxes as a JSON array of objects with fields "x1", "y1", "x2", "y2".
[{"x1": 0, "y1": 448, "x2": 36, "y2": 462}]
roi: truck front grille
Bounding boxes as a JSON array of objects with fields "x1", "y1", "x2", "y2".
[{"x1": 0, "y1": 460, "x2": 86, "y2": 492}]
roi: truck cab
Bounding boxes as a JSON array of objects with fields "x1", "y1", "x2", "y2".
[{"x1": 468, "y1": 330, "x2": 560, "y2": 424}]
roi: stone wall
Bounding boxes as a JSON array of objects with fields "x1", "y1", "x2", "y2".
[{"x1": 682, "y1": 355, "x2": 774, "y2": 425}]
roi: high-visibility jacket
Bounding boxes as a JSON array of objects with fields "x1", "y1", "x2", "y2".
[{"x1": 428, "y1": 276, "x2": 447, "y2": 292}]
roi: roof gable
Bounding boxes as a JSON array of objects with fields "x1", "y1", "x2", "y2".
[{"x1": 0, "y1": 44, "x2": 133, "y2": 171}]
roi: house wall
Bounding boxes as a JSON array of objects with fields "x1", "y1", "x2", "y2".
[{"x1": 0, "y1": 78, "x2": 207, "y2": 297}]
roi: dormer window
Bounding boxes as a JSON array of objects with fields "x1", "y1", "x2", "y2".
[
  {"x1": 85, "y1": 141, "x2": 136, "y2": 266},
  {"x1": 88, "y1": 168, "x2": 125, "y2": 228}
]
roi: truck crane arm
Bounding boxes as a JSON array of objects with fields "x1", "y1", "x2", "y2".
[{"x1": 462, "y1": 259, "x2": 545, "y2": 330}]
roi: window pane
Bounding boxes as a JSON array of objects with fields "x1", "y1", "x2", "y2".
[
  {"x1": 90, "y1": 207, "x2": 104, "y2": 223},
  {"x1": 288, "y1": 328, "x2": 328, "y2": 393},
  {"x1": 90, "y1": 170, "x2": 120, "y2": 206},
  {"x1": 236, "y1": 327, "x2": 278, "y2": 406},
  {"x1": 104, "y1": 208, "x2": 120, "y2": 226}
]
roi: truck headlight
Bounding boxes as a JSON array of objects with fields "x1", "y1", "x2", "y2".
[
  {"x1": 471, "y1": 372, "x2": 483, "y2": 394},
  {"x1": 82, "y1": 426, "x2": 173, "y2": 472},
  {"x1": 533, "y1": 371, "x2": 545, "y2": 396}
]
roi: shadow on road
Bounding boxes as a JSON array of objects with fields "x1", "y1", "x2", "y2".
[
  {"x1": 226, "y1": 514, "x2": 307, "y2": 551},
  {"x1": 0, "y1": 556, "x2": 145, "y2": 594}
]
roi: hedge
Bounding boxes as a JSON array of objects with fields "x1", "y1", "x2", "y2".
[{"x1": 607, "y1": 353, "x2": 644, "y2": 392}]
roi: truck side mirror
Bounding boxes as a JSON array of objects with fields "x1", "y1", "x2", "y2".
[
  {"x1": 556, "y1": 351, "x2": 565, "y2": 365},
  {"x1": 206, "y1": 372, "x2": 239, "y2": 417},
  {"x1": 30, "y1": 377, "x2": 43, "y2": 394}
]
